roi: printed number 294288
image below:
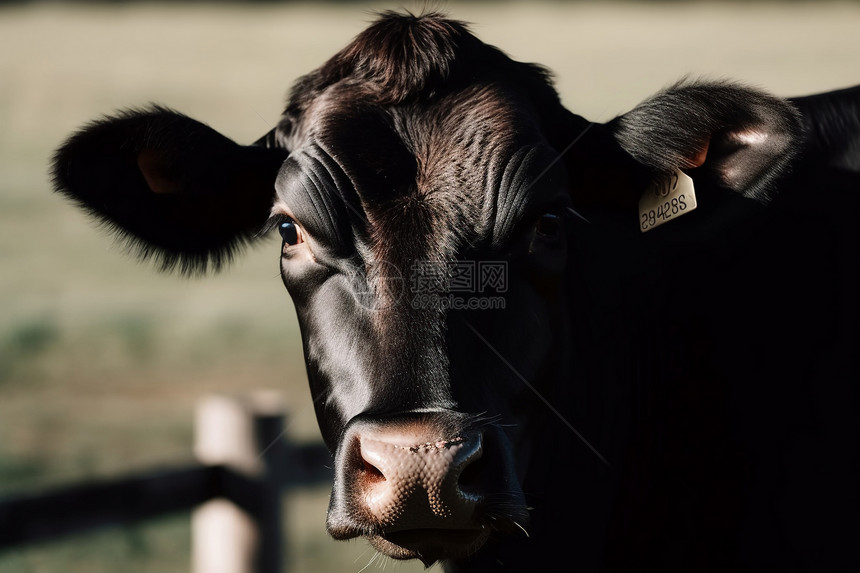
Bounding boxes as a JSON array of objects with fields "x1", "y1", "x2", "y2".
[
  {"x1": 640, "y1": 195, "x2": 688, "y2": 231},
  {"x1": 638, "y1": 168, "x2": 698, "y2": 233}
]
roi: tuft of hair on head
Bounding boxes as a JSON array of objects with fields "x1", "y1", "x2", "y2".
[
  {"x1": 316, "y1": 10, "x2": 482, "y2": 105},
  {"x1": 279, "y1": 8, "x2": 562, "y2": 151}
]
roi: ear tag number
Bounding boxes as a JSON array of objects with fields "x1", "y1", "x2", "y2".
[{"x1": 639, "y1": 168, "x2": 697, "y2": 233}]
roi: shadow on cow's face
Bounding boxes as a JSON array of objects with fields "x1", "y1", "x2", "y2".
[{"x1": 270, "y1": 73, "x2": 574, "y2": 562}]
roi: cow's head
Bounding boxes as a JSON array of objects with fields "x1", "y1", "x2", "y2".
[{"x1": 52, "y1": 12, "x2": 800, "y2": 567}]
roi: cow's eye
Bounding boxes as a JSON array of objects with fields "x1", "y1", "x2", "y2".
[
  {"x1": 278, "y1": 218, "x2": 303, "y2": 246},
  {"x1": 535, "y1": 213, "x2": 561, "y2": 239}
]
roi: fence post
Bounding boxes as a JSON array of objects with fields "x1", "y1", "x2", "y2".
[
  {"x1": 191, "y1": 392, "x2": 286, "y2": 573},
  {"x1": 250, "y1": 391, "x2": 288, "y2": 573}
]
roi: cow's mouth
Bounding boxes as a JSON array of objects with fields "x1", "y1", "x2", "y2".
[{"x1": 368, "y1": 527, "x2": 491, "y2": 566}]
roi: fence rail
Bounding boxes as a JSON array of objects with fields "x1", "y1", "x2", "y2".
[{"x1": 0, "y1": 393, "x2": 332, "y2": 573}]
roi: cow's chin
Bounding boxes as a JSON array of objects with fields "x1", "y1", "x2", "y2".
[{"x1": 367, "y1": 528, "x2": 491, "y2": 567}]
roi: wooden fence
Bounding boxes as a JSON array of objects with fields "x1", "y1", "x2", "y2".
[{"x1": 0, "y1": 393, "x2": 332, "y2": 573}]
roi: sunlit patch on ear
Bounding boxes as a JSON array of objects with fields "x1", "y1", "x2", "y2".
[
  {"x1": 731, "y1": 129, "x2": 770, "y2": 146},
  {"x1": 717, "y1": 126, "x2": 787, "y2": 196}
]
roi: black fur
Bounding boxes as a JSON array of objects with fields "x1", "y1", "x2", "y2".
[
  {"x1": 791, "y1": 83, "x2": 860, "y2": 172},
  {"x1": 52, "y1": 106, "x2": 286, "y2": 274}
]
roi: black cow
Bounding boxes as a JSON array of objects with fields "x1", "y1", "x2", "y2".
[{"x1": 52, "y1": 12, "x2": 859, "y2": 572}]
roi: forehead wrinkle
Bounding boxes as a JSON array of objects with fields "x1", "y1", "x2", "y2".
[
  {"x1": 491, "y1": 144, "x2": 565, "y2": 249},
  {"x1": 309, "y1": 110, "x2": 447, "y2": 278},
  {"x1": 394, "y1": 91, "x2": 521, "y2": 251},
  {"x1": 491, "y1": 145, "x2": 535, "y2": 246},
  {"x1": 276, "y1": 147, "x2": 363, "y2": 254},
  {"x1": 428, "y1": 85, "x2": 550, "y2": 245}
]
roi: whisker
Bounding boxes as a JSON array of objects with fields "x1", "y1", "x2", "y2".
[
  {"x1": 357, "y1": 550, "x2": 381, "y2": 573},
  {"x1": 353, "y1": 547, "x2": 371, "y2": 565},
  {"x1": 511, "y1": 520, "x2": 530, "y2": 538}
]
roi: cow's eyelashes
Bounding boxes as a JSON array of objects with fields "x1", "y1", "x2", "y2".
[{"x1": 278, "y1": 218, "x2": 304, "y2": 246}]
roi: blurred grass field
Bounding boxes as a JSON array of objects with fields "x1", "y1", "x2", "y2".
[{"x1": 0, "y1": 1, "x2": 858, "y2": 571}]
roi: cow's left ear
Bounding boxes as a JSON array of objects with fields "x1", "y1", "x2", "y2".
[
  {"x1": 608, "y1": 81, "x2": 803, "y2": 203},
  {"x1": 52, "y1": 106, "x2": 288, "y2": 274}
]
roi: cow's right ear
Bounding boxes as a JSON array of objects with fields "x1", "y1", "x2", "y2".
[
  {"x1": 52, "y1": 107, "x2": 288, "y2": 274},
  {"x1": 552, "y1": 81, "x2": 802, "y2": 211},
  {"x1": 609, "y1": 81, "x2": 802, "y2": 203}
]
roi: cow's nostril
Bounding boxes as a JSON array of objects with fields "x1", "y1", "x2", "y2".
[
  {"x1": 361, "y1": 457, "x2": 386, "y2": 482},
  {"x1": 457, "y1": 453, "x2": 483, "y2": 493}
]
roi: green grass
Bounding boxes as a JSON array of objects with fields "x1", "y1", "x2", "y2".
[{"x1": 1, "y1": 1, "x2": 858, "y2": 571}]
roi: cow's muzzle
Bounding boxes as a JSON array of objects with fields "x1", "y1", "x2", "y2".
[{"x1": 326, "y1": 413, "x2": 527, "y2": 565}]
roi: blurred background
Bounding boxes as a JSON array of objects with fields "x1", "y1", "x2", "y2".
[{"x1": 0, "y1": 1, "x2": 858, "y2": 571}]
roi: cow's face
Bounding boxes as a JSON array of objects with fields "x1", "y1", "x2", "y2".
[
  {"x1": 271, "y1": 47, "x2": 574, "y2": 561},
  {"x1": 52, "y1": 11, "x2": 801, "y2": 568}
]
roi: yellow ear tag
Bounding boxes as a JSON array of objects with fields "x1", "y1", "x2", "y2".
[{"x1": 639, "y1": 168, "x2": 697, "y2": 232}]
